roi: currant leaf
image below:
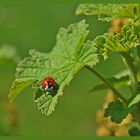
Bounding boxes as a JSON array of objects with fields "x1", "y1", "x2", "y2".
[
  {"x1": 76, "y1": 4, "x2": 140, "y2": 21},
  {"x1": 128, "y1": 94, "x2": 140, "y2": 108},
  {"x1": 94, "y1": 20, "x2": 140, "y2": 59},
  {"x1": 8, "y1": 50, "x2": 49, "y2": 102},
  {"x1": 129, "y1": 127, "x2": 140, "y2": 136},
  {"x1": 8, "y1": 20, "x2": 99, "y2": 116},
  {"x1": 104, "y1": 100, "x2": 129, "y2": 123},
  {"x1": 9, "y1": 80, "x2": 33, "y2": 102}
]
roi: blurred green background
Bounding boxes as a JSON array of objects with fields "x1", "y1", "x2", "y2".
[{"x1": 0, "y1": 0, "x2": 132, "y2": 136}]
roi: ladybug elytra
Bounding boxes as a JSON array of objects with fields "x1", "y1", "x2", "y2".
[{"x1": 41, "y1": 77, "x2": 57, "y2": 92}]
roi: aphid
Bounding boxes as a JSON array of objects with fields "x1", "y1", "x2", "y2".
[{"x1": 41, "y1": 77, "x2": 57, "y2": 92}]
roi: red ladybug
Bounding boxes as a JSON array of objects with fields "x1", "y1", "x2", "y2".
[{"x1": 41, "y1": 77, "x2": 56, "y2": 92}]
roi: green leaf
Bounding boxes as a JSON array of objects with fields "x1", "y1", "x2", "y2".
[
  {"x1": 93, "y1": 35, "x2": 108, "y2": 59},
  {"x1": 91, "y1": 74, "x2": 130, "y2": 92},
  {"x1": 34, "y1": 88, "x2": 45, "y2": 101},
  {"x1": 9, "y1": 20, "x2": 99, "y2": 116},
  {"x1": 128, "y1": 94, "x2": 140, "y2": 108},
  {"x1": 128, "y1": 122, "x2": 140, "y2": 136},
  {"x1": 8, "y1": 51, "x2": 49, "y2": 102},
  {"x1": 129, "y1": 127, "x2": 140, "y2": 136},
  {"x1": 104, "y1": 100, "x2": 129, "y2": 123},
  {"x1": 76, "y1": 4, "x2": 140, "y2": 21},
  {"x1": 35, "y1": 93, "x2": 57, "y2": 115},
  {"x1": 94, "y1": 20, "x2": 140, "y2": 59},
  {"x1": 9, "y1": 80, "x2": 33, "y2": 102}
]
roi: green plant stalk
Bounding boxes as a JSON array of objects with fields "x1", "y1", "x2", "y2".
[
  {"x1": 85, "y1": 66, "x2": 127, "y2": 103},
  {"x1": 121, "y1": 51, "x2": 137, "y2": 94}
]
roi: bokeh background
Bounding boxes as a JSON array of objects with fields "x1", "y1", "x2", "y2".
[{"x1": 0, "y1": 0, "x2": 132, "y2": 136}]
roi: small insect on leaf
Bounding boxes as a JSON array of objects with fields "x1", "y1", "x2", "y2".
[
  {"x1": 41, "y1": 77, "x2": 59, "y2": 93},
  {"x1": 33, "y1": 77, "x2": 59, "y2": 101}
]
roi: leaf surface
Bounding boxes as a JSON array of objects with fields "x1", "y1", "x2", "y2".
[
  {"x1": 76, "y1": 4, "x2": 140, "y2": 21},
  {"x1": 94, "y1": 20, "x2": 140, "y2": 59},
  {"x1": 104, "y1": 100, "x2": 129, "y2": 123},
  {"x1": 8, "y1": 20, "x2": 99, "y2": 116}
]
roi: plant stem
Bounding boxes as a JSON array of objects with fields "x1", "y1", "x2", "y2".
[
  {"x1": 85, "y1": 66, "x2": 127, "y2": 103},
  {"x1": 121, "y1": 51, "x2": 137, "y2": 94}
]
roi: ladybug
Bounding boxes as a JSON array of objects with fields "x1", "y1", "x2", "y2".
[{"x1": 41, "y1": 77, "x2": 57, "y2": 92}]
